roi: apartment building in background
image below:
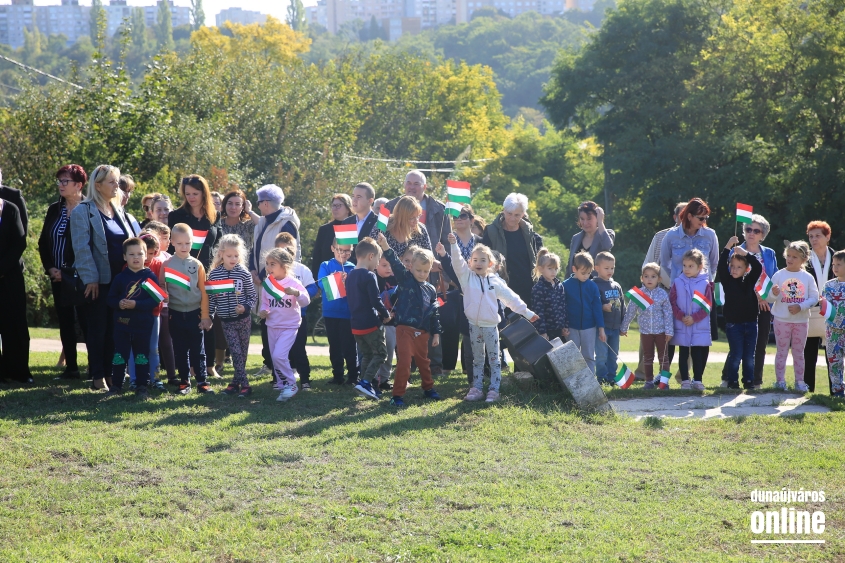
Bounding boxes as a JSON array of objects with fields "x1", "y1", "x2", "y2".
[{"x1": 215, "y1": 7, "x2": 266, "y2": 27}]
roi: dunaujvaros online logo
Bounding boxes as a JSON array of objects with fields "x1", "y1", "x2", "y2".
[{"x1": 750, "y1": 489, "x2": 826, "y2": 544}]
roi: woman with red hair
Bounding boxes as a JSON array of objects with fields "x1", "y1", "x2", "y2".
[{"x1": 805, "y1": 220, "x2": 834, "y2": 393}]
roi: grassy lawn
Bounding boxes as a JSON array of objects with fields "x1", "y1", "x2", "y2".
[{"x1": 1, "y1": 351, "x2": 843, "y2": 561}]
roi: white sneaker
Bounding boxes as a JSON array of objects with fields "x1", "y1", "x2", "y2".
[
  {"x1": 795, "y1": 382, "x2": 810, "y2": 393},
  {"x1": 253, "y1": 365, "x2": 272, "y2": 377},
  {"x1": 680, "y1": 380, "x2": 692, "y2": 390},
  {"x1": 692, "y1": 381, "x2": 705, "y2": 391},
  {"x1": 485, "y1": 389, "x2": 500, "y2": 403},
  {"x1": 464, "y1": 388, "x2": 484, "y2": 401},
  {"x1": 277, "y1": 384, "x2": 298, "y2": 402},
  {"x1": 774, "y1": 381, "x2": 787, "y2": 391}
]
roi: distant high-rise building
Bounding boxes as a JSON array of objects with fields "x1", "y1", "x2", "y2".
[
  {"x1": 34, "y1": 0, "x2": 89, "y2": 47},
  {"x1": 0, "y1": 0, "x2": 36, "y2": 50},
  {"x1": 215, "y1": 7, "x2": 265, "y2": 27}
]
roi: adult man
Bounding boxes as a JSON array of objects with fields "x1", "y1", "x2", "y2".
[
  {"x1": 0, "y1": 169, "x2": 29, "y2": 235},
  {"x1": 384, "y1": 170, "x2": 450, "y2": 375},
  {"x1": 342, "y1": 182, "x2": 380, "y2": 262}
]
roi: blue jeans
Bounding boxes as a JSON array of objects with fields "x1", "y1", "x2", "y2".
[
  {"x1": 130, "y1": 316, "x2": 160, "y2": 384},
  {"x1": 725, "y1": 321, "x2": 758, "y2": 386},
  {"x1": 595, "y1": 328, "x2": 620, "y2": 381}
]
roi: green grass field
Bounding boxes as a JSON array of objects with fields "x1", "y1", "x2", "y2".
[{"x1": 2, "y1": 345, "x2": 843, "y2": 561}]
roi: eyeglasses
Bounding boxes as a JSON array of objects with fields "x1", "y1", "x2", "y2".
[
  {"x1": 56, "y1": 179, "x2": 74, "y2": 186},
  {"x1": 695, "y1": 215, "x2": 709, "y2": 222},
  {"x1": 330, "y1": 203, "x2": 346, "y2": 209},
  {"x1": 744, "y1": 227, "x2": 763, "y2": 235}
]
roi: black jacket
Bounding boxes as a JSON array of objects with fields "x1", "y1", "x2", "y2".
[
  {"x1": 38, "y1": 199, "x2": 75, "y2": 273},
  {"x1": 311, "y1": 220, "x2": 347, "y2": 279},
  {"x1": 0, "y1": 186, "x2": 28, "y2": 236},
  {"x1": 167, "y1": 207, "x2": 221, "y2": 270},
  {"x1": 342, "y1": 211, "x2": 379, "y2": 265},
  {"x1": 717, "y1": 248, "x2": 763, "y2": 324},
  {"x1": 0, "y1": 200, "x2": 26, "y2": 276}
]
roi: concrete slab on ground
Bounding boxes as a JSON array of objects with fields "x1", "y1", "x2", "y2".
[{"x1": 609, "y1": 393, "x2": 830, "y2": 420}]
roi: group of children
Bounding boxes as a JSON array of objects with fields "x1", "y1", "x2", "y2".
[{"x1": 108, "y1": 216, "x2": 845, "y2": 402}]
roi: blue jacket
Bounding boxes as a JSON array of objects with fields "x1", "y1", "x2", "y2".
[
  {"x1": 562, "y1": 275, "x2": 604, "y2": 331},
  {"x1": 70, "y1": 201, "x2": 138, "y2": 285},
  {"x1": 384, "y1": 248, "x2": 441, "y2": 334},
  {"x1": 346, "y1": 267, "x2": 390, "y2": 332},
  {"x1": 107, "y1": 267, "x2": 159, "y2": 331},
  {"x1": 670, "y1": 271, "x2": 713, "y2": 347},
  {"x1": 318, "y1": 258, "x2": 355, "y2": 319},
  {"x1": 738, "y1": 243, "x2": 778, "y2": 278},
  {"x1": 532, "y1": 277, "x2": 567, "y2": 335}
]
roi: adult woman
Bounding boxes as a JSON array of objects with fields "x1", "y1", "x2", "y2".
[
  {"x1": 311, "y1": 193, "x2": 353, "y2": 279},
  {"x1": 0, "y1": 195, "x2": 30, "y2": 384},
  {"x1": 805, "y1": 220, "x2": 834, "y2": 394},
  {"x1": 738, "y1": 214, "x2": 779, "y2": 389},
  {"x1": 471, "y1": 216, "x2": 486, "y2": 238},
  {"x1": 150, "y1": 194, "x2": 172, "y2": 225},
  {"x1": 369, "y1": 195, "x2": 432, "y2": 257},
  {"x1": 168, "y1": 174, "x2": 223, "y2": 378},
  {"x1": 211, "y1": 191, "x2": 223, "y2": 214},
  {"x1": 220, "y1": 189, "x2": 259, "y2": 252},
  {"x1": 567, "y1": 201, "x2": 615, "y2": 272},
  {"x1": 70, "y1": 165, "x2": 139, "y2": 391},
  {"x1": 38, "y1": 164, "x2": 88, "y2": 380},
  {"x1": 481, "y1": 193, "x2": 543, "y2": 308},
  {"x1": 140, "y1": 192, "x2": 161, "y2": 228}
]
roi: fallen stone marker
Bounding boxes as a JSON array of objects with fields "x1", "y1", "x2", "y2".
[{"x1": 546, "y1": 339, "x2": 612, "y2": 413}]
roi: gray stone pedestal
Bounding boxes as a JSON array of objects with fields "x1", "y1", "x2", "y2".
[{"x1": 546, "y1": 339, "x2": 612, "y2": 413}]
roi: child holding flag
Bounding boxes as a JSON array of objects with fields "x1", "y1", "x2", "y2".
[
  {"x1": 318, "y1": 235, "x2": 358, "y2": 385},
  {"x1": 127, "y1": 233, "x2": 167, "y2": 392},
  {"x1": 164, "y1": 223, "x2": 214, "y2": 395},
  {"x1": 107, "y1": 237, "x2": 165, "y2": 399},
  {"x1": 208, "y1": 234, "x2": 257, "y2": 397},
  {"x1": 669, "y1": 249, "x2": 713, "y2": 390},
  {"x1": 822, "y1": 250, "x2": 845, "y2": 396},
  {"x1": 621, "y1": 263, "x2": 674, "y2": 389},
  {"x1": 717, "y1": 236, "x2": 762, "y2": 389},
  {"x1": 260, "y1": 248, "x2": 310, "y2": 401},
  {"x1": 767, "y1": 241, "x2": 819, "y2": 392}
]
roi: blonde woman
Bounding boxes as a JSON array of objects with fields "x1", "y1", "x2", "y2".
[
  {"x1": 369, "y1": 195, "x2": 432, "y2": 257},
  {"x1": 70, "y1": 164, "x2": 139, "y2": 391}
]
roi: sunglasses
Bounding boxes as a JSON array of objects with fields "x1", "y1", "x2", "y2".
[
  {"x1": 457, "y1": 213, "x2": 472, "y2": 220},
  {"x1": 695, "y1": 215, "x2": 709, "y2": 221},
  {"x1": 745, "y1": 227, "x2": 763, "y2": 235},
  {"x1": 142, "y1": 205, "x2": 150, "y2": 212}
]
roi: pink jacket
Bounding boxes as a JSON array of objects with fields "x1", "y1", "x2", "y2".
[{"x1": 261, "y1": 276, "x2": 310, "y2": 329}]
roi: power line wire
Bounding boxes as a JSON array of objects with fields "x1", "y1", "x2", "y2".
[
  {"x1": 343, "y1": 154, "x2": 493, "y2": 164},
  {"x1": 0, "y1": 54, "x2": 83, "y2": 90}
]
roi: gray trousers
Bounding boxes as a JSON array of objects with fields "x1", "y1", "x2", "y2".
[
  {"x1": 569, "y1": 327, "x2": 597, "y2": 374},
  {"x1": 375, "y1": 325, "x2": 396, "y2": 385}
]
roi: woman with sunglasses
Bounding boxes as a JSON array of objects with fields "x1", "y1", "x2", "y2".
[{"x1": 734, "y1": 215, "x2": 779, "y2": 389}]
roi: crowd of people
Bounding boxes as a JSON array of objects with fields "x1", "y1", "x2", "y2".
[{"x1": 0, "y1": 165, "x2": 843, "y2": 402}]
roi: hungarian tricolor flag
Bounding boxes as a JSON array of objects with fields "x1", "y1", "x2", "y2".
[
  {"x1": 436, "y1": 297, "x2": 445, "y2": 307},
  {"x1": 692, "y1": 290, "x2": 712, "y2": 314},
  {"x1": 141, "y1": 279, "x2": 168, "y2": 304},
  {"x1": 615, "y1": 364, "x2": 635, "y2": 389},
  {"x1": 445, "y1": 180, "x2": 471, "y2": 217},
  {"x1": 333, "y1": 224, "x2": 358, "y2": 246},
  {"x1": 820, "y1": 298, "x2": 834, "y2": 321},
  {"x1": 736, "y1": 203, "x2": 753, "y2": 224},
  {"x1": 714, "y1": 282, "x2": 725, "y2": 307},
  {"x1": 376, "y1": 206, "x2": 390, "y2": 232},
  {"x1": 206, "y1": 279, "x2": 235, "y2": 295},
  {"x1": 625, "y1": 286, "x2": 654, "y2": 311},
  {"x1": 658, "y1": 370, "x2": 671, "y2": 390},
  {"x1": 322, "y1": 271, "x2": 346, "y2": 301},
  {"x1": 755, "y1": 272, "x2": 773, "y2": 300},
  {"x1": 164, "y1": 268, "x2": 190, "y2": 291},
  {"x1": 262, "y1": 276, "x2": 286, "y2": 301},
  {"x1": 191, "y1": 229, "x2": 208, "y2": 251}
]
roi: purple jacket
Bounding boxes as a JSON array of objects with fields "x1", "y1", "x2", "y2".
[{"x1": 669, "y1": 271, "x2": 713, "y2": 347}]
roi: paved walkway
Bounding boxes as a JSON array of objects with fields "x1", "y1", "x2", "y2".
[{"x1": 609, "y1": 393, "x2": 829, "y2": 420}]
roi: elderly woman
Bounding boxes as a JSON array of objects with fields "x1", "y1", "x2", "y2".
[
  {"x1": 71, "y1": 165, "x2": 139, "y2": 391},
  {"x1": 38, "y1": 164, "x2": 88, "y2": 380},
  {"x1": 737, "y1": 214, "x2": 779, "y2": 389},
  {"x1": 370, "y1": 195, "x2": 432, "y2": 257},
  {"x1": 311, "y1": 194, "x2": 353, "y2": 279},
  {"x1": 567, "y1": 201, "x2": 615, "y2": 272},
  {"x1": 805, "y1": 220, "x2": 835, "y2": 394},
  {"x1": 481, "y1": 193, "x2": 543, "y2": 308}
]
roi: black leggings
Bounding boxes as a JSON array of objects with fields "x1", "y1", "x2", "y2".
[
  {"x1": 804, "y1": 336, "x2": 831, "y2": 394},
  {"x1": 679, "y1": 346, "x2": 709, "y2": 381},
  {"x1": 51, "y1": 281, "x2": 86, "y2": 372}
]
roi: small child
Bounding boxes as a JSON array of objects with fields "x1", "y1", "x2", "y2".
[
  {"x1": 531, "y1": 248, "x2": 568, "y2": 341},
  {"x1": 106, "y1": 238, "x2": 162, "y2": 399},
  {"x1": 563, "y1": 252, "x2": 606, "y2": 376},
  {"x1": 127, "y1": 233, "x2": 166, "y2": 391},
  {"x1": 375, "y1": 254, "x2": 398, "y2": 390},
  {"x1": 275, "y1": 232, "x2": 318, "y2": 390},
  {"x1": 260, "y1": 248, "x2": 310, "y2": 401},
  {"x1": 593, "y1": 251, "x2": 624, "y2": 382},
  {"x1": 377, "y1": 233, "x2": 442, "y2": 406},
  {"x1": 208, "y1": 234, "x2": 257, "y2": 398},
  {"x1": 718, "y1": 236, "x2": 763, "y2": 389},
  {"x1": 164, "y1": 223, "x2": 214, "y2": 395},
  {"x1": 444, "y1": 234, "x2": 537, "y2": 402},
  {"x1": 621, "y1": 262, "x2": 674, "y2": 389},
  {"x1": 144, "y1": 221, "x2": 171, "y2": 261},
  {"x1": 347, "y1": 238, "x2": 393, "y2": 400},
  {"x1": 670, "y1": 249, "x2": 713, "y2": 390},
  {"x1": 768, "y1": 241, "x2": 819, "y2": 392},
  {"x1": 143, "y1": 221, "x2": 175, "y2": 384},
  {"x1": 823, "y1": 250, "x2": 845, "y2": 397},
  {"x1": 318, "y1": 239, "x2": 358, "y2": 385}
]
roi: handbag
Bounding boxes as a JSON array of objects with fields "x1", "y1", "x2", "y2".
[
  {"x1": 808, "y1": 306, "x2": 826, "y2": 339},
  {"x1": 60, "y1": 266, "x2": 88, "y2": 307}
]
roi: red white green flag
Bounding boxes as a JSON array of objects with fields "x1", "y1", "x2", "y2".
[
  {"x1": 205, "y1": 279, "x2": 235, "y2": 295},
  {"x1": 164, "y1": 268, "x2": 190, "y2": 291},
  {"x1": 141, "y1": 279, "x2": 168, "y2": 304},
  {"x1": 821, "y1": 298, "x2": 834, "y2": 321},
  {"x1": 692, "y1": 290, "x2": 712, "y2": 314},
  {"x1": 736, "y1": 203, "x2": 753, "y2": 224},
  {"x1": 714, "y1": 282, "x2": 725, "y2": 307},
  {"x1": 191, "y1": 229, "x2": 208, "y2": 251},
  {"x1": 625, "y1": 286, "x2": 654, "y2": 311},
  {"x1": 322, "y1": 271, "x2": 346, "y2": 301},
  {"x1": 755, "y1": 272, "x2": 773, "y2": 300},
  {"x1": 658, "y1": 370, "x2": 671, "y2": 390},
  {"x1": 376, "y1": 206, "x2": 390, "y2": 232},
  {"x1": 445, "y1": 180, "x2": 471, "y2": 217},
  {"x1": 262, "y1": 276, "x2": 286, "y2": 301},
  {"x1": 436, "y1": 297, "x2": 445, "y2": 307},
  {"x1": 615, "y1": 364, "x2": 635, "y2": 389},
  {"x1": 333, "y1": 224, "x2": 358, "y2": 246}
]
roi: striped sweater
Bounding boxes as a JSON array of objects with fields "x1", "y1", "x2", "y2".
[{"x1": 207, "y1": 264, "x2": 257, "y2": 321}]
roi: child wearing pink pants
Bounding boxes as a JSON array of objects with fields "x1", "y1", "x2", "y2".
[
  {"x1": 259, "y1": 248, "x2": 310, "y2": 402},
  {"x1": 767, "y1": 241, "x2": 819, "y2": 392}
]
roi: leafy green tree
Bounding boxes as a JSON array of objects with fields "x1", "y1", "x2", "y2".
[
  {"x1": 156, "y1": 0, "x2": 175, "y2": 51},
  {"x1": 286, "y1": 0, "x2": 308, "y2": 33},
  {"x1": 90, "y1": 0, "x2": 105, "y2": 45},
  {"x1": 190, "y1": 0, "x2": 205, "y2": 30}
]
